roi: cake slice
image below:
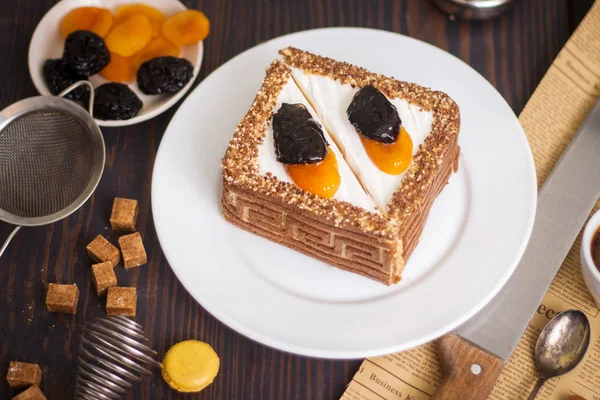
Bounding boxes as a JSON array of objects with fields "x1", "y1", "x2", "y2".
[
  {"x1": 221, "y1": 52, "x2": 460, "y2": 285},
  {"x1": 222, "y1": 61, "x2": 402, "y2": 283},
  {"x1": 280, "y1": 47, "x2": 460, "y2": 265}
]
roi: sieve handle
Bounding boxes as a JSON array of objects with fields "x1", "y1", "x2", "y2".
[
  {"x1": 58, "y1": 80, "x2": 95, "y2": 117},
  {"x1": 0, "y1": 226, "x2": 21, "y2": 258}
]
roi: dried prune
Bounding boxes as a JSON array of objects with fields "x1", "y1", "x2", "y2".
[
  {"x1": 63, "y1": 30, "x2": 110, "y2": 77},
  {"x1": 346, "y1": 85, "x2": 401, "y2": 144},
  {"x1": 93, "y1": 83, "x2": 143, "y2": 120},
  {"x1": 43, "y1": 59, "x2": 90, "y2": 108},
  {"x1": 137, "y1": 56, "x2": 193, "y2": 95},
  {"x1": 273, "y1": 103, "x2": 327, "y2": 164}
]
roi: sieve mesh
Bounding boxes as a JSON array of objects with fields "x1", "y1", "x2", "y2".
[{"x1": 0, "y1": 111, "x2": 96, "y2": 218}]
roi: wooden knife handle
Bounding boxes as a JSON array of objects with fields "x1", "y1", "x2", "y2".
[{"x1": 432, "y1": 333, "x2": 505, "y2": 400}]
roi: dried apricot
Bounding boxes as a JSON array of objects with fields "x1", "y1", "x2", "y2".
[
  {"x1": 360, "y1": 127, "x2": 413, "y2": 175},
  {"x1": 162, "y1": 10, "x2": 210, "y2": 45},
  {"x1": 100, "y1": 54, "x2": 134, "y2": 82},
  {"x1": 130, "y1": 37, "x2": 180, "y2": 70},
  {"x1": 60, "y1": 7, "x2": 113, "y2": 38},
  {"x1": 285, "y1": 150, "x2": 341, "y2": 198},
  {"x1": 105, "y1": 15, "x2": 152, "y2": 57},
  {"x1": 115, "y1": 4, "x2": 165, "y2": 39}
]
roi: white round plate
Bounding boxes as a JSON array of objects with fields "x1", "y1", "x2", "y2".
[
  {"x1": 152, "y1": 28, "x2": 537, "y2": 358},
  {"x1": 28, "y1": 0, "x2": 203, "y2": 127}
]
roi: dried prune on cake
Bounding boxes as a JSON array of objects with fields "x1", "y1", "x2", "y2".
[
  {"x1": 63, "y1": 30, "x2": 110, "y2": 77},
  {"x1": 43, "y1": 59, "x2": 90, "y2": 108},
  {"x1": 346, "y1": 85, "x2": 401, "y2": 144},
  {"x1": 93, "y1": 83, "x2": 143, "y2": 120},
  {"x1": 273, "y1": 103, "x2": 328, "y2": 164},
  {"x1": 137, "y1": 56, "x2": 193, "y2": 95}
]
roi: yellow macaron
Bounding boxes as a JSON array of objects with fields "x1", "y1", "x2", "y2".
[{"x1": 161, "y1": 340, "x2": 220, "y2": 393}]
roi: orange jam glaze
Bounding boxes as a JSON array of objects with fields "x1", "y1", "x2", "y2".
[
  {"x1": 360, "y1": 127, "x2": 413, "y2": 175},
  {"x1": 285, "y1": 148, "x2": 341, "y2": 198}
]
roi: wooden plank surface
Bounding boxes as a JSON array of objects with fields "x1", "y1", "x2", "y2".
[{"x1": 0, "y1": 0, "x2": 594, "y2": 398}]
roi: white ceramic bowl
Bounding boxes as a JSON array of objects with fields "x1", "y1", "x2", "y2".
[
  {"x1": 28, "y1": 0, "x2": 204, "y2": 127},
  {"x1": 581, "y1": 209, "x2": 600, "y2": 307}
]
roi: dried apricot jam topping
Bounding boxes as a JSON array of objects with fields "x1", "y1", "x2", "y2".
[
  {"x1": 285, "y1": 150, "x2": 341, "y2": 199},
  {"x1": 347, "y1": 85, "x2": 412, "y2": 175},
  {"x1": 273, "y1": 103, "x2": 340, "y2": 198},
  {"x1": 360, "y1": 127, "x2": 413, "y2": 175}
]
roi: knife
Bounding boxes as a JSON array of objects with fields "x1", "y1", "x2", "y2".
[{"x1": 432, "y1": 98, "x2": 600, "y2": 400}]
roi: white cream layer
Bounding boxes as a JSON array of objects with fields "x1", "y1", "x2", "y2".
[
  {"x1": 290, "y1": 67, "x2": 435, "y2": 211},
  {"x1": 258, "y1": 77, "x2": 377, "y2": 212}
]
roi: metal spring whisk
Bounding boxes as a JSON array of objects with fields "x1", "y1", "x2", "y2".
[{"x1": 74, "y1": 315, "x2": 160, "y2": 400}]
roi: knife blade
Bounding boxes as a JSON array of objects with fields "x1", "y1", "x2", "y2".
[{"x1": 432, "y1": 98, "x2": 600, "y2": 400}]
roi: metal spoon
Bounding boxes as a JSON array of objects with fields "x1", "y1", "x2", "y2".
[{"x1": 527, "y1": 309, "x2": 591, "y2": 400}]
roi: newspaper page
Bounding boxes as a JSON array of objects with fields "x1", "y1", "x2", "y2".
[{"x1": 341, "y1": 2, "x2": 600, "y2": 399}]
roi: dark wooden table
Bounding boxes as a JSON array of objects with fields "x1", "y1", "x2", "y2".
[{"x1": 0, "y1": 1, "x2": 595, "y2": 399}]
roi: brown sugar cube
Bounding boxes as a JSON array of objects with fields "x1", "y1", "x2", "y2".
[
  {"x1": 12, "y1": 385, "x2": 47, "y2": 400},
  {"x1": 110, "y1": 198, "x2": 139, "y2": 232},
  {"x1": 87, "y1": 235, "x2": 120, "y2": 267},
  {"x1": 45, "y1": 283, "x2": 79, "y2": 314},
  {"x1": 91, "y1": 261, "x2": 117, "y2": 296},
  {"x1": 118, "y1": 232, "x2": 147, "y2": 269},
  {"x1": 106, "y1": 287, "x2": 137, "y2": 316},
  {"x1": 6, "y1": 361, "x2": 42, "y2": 389}
]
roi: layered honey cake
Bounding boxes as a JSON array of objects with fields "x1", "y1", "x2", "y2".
[{"x1": 221, "y1": 48, "x2": 460, "y2": 285}]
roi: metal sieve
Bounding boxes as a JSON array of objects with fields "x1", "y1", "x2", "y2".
[{"x1": 0, "y1": 81, "x2": 105, "y2": 257}]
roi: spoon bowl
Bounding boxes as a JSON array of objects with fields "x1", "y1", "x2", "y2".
[{"x1": 528, "y1": 309, "x2": 590, "y2": 399}]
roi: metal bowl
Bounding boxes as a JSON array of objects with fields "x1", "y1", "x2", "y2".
[{"x1": 430, "y1": 0, "x2": 516, "y2": 20}]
